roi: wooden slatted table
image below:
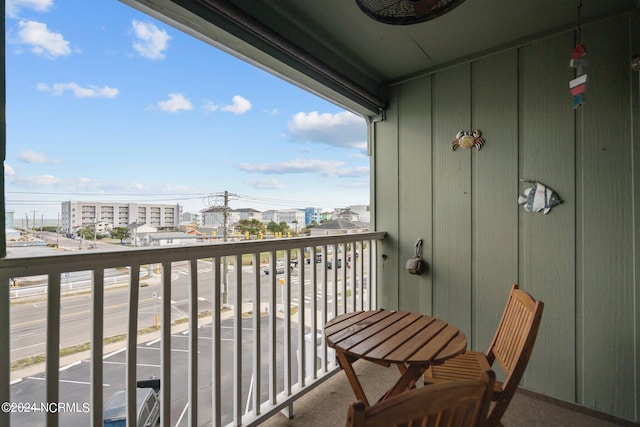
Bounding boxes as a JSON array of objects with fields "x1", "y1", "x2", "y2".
[{"x1": 324, "y1": 309, "x2": 467, "y2": 407}]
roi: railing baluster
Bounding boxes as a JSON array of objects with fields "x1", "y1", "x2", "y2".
[
  {"x1": 371, "y1": 239, "x2": 377, "y2": 309},
  {"x1": 160, "y1": 261, "x2": 172, "y2": 426},
  {"x1": 91, "y1": 268, "x2": 104, "y2": 427},
  {"x1": 233, "y1": 254, "x2": 242, "y2": 425},
  {"x1": 297, "y1": 248, "x2": 305, "y2": 386},
  {"x1": 283, "y1": 251, "x2": 291, "y2": 398},
  {"x1": 321, "y1": 245, "x2": 328, "y2": 372},
  {"x1": 318, "y1": 245, "x2": 328, "y2": 379},
  {"x1": 252, "y1": 253, "x2": 261, "y2": 417},
  {"x1": 330, "y1": 245, "x2": 340, "y2": 367},
  {"x1": 126, "y1": 264, "x2": 140, "y2": 427},
  {"x1": 350, "y1": 244, "x2": 356, "y2": 312},
  {"x1": 358, "y1": 241, "x2": 364, "y2": 311},
  {"x1": 46, "y1": 272, "x2": 61, "y2": 427},
  {"x1": 188, "y1": 258, "x2": 198, "y2": 426},
  {"x1": 268, "y1": 251, "x2": 277, "y2": 405},
  {"x1": 309, "y1": 246, "x2": 318, "y2": 378},
  {"x1": 341, "y1": 246, "x2": 347, "y2": 315},
  {"x1": 212, "y1": 256, "x2": 222, "y2": 427}
]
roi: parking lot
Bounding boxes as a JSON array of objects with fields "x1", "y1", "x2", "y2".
[{"x1": 10, "y1": 316, "x2": 296, "y2": 426}]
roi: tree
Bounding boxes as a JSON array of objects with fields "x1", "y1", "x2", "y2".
[
  {"x1": 236, "y1": 219, "x2": 265, "y2": 235},
  {"x1": 77, "y1": 227, "x2": 95, "y2": 240},
  {"x1": 267, "y1": 221, "x2": 289, "y2": 234},
  {"x1": 111, "y1": 227, "x2": 131, "y2": 244}
]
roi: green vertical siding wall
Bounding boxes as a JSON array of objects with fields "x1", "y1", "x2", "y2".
[{"x1": 374, "y1": 12, "x2": 639, "y2": 422}]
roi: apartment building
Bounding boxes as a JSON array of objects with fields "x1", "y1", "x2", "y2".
[
  {"x1": 304, "y1": 207, "x2": 322, "y2": 226},
  {"x1": 61, "y1": 201, "x2": 181, "y2": 234}
]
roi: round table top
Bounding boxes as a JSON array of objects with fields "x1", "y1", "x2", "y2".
[{"x1": 325, "y1": 309, "x2": 467, "y2": 365}]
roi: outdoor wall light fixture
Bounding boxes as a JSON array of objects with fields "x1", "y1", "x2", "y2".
[{"x1": 355, "y1": 0, "x2": 466, "y2": 25}]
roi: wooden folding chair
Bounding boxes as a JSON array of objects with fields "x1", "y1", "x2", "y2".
[
  {"x1": 424, "y1": 284, "x2": 544, "y2": 427},
  {"x1": 346, "y1": 370, "x2": 495, "y2": 427}
]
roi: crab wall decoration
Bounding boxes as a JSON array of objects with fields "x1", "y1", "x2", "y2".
[{"x1": 451, "y1": 130, "x2": 485, "y2": 151}]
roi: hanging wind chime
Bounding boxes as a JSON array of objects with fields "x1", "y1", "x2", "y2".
[{"x1": 569, "y1": 2, "x2": 588, "y2": 108}]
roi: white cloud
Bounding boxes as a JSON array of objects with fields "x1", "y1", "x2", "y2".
[
  {"x1": 6, "y1": 0, "x2": 53, "y2": 18},
  {"x1": 287, "y1": 111, "x2": 367, "y2": 151},
  {"x1": 18, "y1": 20, "x2": 71, "y2": 58},
  {"x1": 221, "y1": 95, "x2": 252, "y2": 114},
  {"x1": 6, "y1": 174, "x2": 63, "y2": 187},
  {"x1": 203, "y1": 95, "x2": 252, "y2": 115},
  {"x1": 244, "y1": 177, "x2": 285, "y2": 190},
  {"x1": 5, "y1": 173, "x2": 149, "y2": 192},
  {"x1": 157, "y1": 93, "x2": 193, "y2": 112},
  {"x1": 4, "y1": 163, "x2": 16, "y2": 176},
  {"x1": 18, "y1": 149, "x2": 59, "y2": 164},
  {"x1": 237, "y1": 159, "x2": 368, "y2": 178},
  {"x1": 37, "y1": 82, "x2": 119, "y2": 98},
  {"x1": 131, "y1": 20, "x2": 171, "y2": 60}
]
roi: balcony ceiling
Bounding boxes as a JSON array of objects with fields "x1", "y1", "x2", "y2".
[{"x1": 122, "y1": 0, "x2": 636, "y2": 114}]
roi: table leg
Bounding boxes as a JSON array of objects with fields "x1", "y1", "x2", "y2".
[
  {"x1": 378, "y1": 364, "x2": 427, "y2": 403},
  {"x1": 336, "y1": 350, "x2": 370, "y2": 407}
]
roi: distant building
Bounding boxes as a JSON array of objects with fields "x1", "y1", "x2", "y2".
[
  {"x1": 202, "y1": 207, "x2": 263, "y2": 230},
  {"x1": 61, "y1": 201, "x2": 181, "y2": 234},
  {"x1": 178, "y1": 221, "x2": 200, "y2": 232},
  {"x1": 277, "y1": 209, "x2": 306, "y2": 231},
  {"x1": 262, "y1": 210, "x2": 279, "y2": 224},
  {"x1": 201, "y1": 206, "x2": 226, "y2": 228},
  {"x1": 5, "y1": 211, "x2": 20, "y2": 241},
  {"x1": 144, "y1": 231, "x2": 199, "y2": 247},
  {"x1": 309, "y1": 218, "x2": 369, "y2": 236},
  {"x1": 348, "y1": 205, "x2": 370, "y2": 223},
  {"x1": 182, "y1": 212, "x2": 202, "y2": 225},
  {"x1": 5, "y1": 211, "x2": 14, "y2": 228},
  {"x1": 335, "y1": 208, "x2": 359, "y2": 222},
  {"x1": 304, "y1": 207, "x2": 322, "y2": 226},
  {"x1": 127, "y1": 223, "x2": 158, "y2": 247},
  {"x1": 321, "y1": 211, "x2": 334, "y2": 222},
  {"x1": 232, "y1": 208, "x2": 263, "y2": 223}
]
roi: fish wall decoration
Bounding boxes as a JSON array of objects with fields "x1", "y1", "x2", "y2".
[{"x1": 518, "y1": 180, "x2": 562, "y2": 214}]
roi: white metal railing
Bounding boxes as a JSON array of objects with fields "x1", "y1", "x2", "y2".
[{"x1": 0, "y1": 231, "x2": 384, "y2": 426}]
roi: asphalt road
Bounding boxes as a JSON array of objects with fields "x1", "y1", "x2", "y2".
[{"x1": 9, "y1": 259, "x2": 349, "y2": 362}]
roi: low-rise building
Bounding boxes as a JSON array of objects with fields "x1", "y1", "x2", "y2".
[{"x1": 61, "y1": 201, "x2": 181, "y2": 234}]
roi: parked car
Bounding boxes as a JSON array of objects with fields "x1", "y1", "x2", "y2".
[
  {"x1": 327, "y1": 258, "x2": 342, "y2": 269},
  {"x1": 103, "y1": 379, "x2": 160, "y2": 427},
  {"x1": 264, "y1": 258, "x2": 295, "y2": 275},
  {"x1": 307, "y1": 254, "x2": 323, "y2": 264}
]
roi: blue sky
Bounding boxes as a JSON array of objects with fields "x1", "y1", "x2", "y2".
[{"x1": 4, "y1": 0, "x2": 370, "y2": 221}]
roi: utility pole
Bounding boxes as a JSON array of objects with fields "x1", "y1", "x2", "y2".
[
  {"x1": 223, "y1": 190, "x2": 229, "y2": 243},
  {"x1": 29, "y1": 210, "x2": 37, "y2": 237},
  {"x1": 207, "y1": 191, "x2": 237, "y2": 307}
]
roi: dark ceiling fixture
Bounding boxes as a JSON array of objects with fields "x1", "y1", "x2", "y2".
[{"x1": 355, "y1": 0, "x2": 466, "y2": 25}]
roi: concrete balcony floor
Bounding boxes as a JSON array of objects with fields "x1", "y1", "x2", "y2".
[{"x1": 261, "y1": 360, "x2": 632, "y2": 427}]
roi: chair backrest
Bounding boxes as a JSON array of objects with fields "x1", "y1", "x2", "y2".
[
  {"x1": 346, "y1": 370, "x2": 495, "y2": 427},
  {"x1": 485, "y1": 283, "x2": 544, "y2": 424}
]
